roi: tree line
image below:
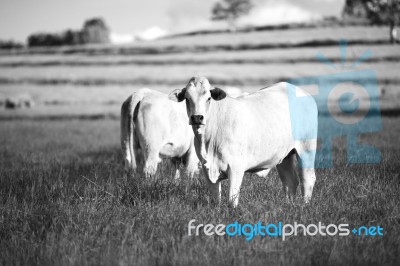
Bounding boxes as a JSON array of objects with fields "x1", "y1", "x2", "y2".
[
  {"x1": 27, "y1": 18, "x2": 110, "y2": 47},
  {"x1": 1, "y1": 1, "x2": 399, "y2": 49},
  {"x1": 0, "y1": 40, "x2": 24, "y2": 49},
  {"x1": 342, "y1": 0, "x2": 400, "y2": 43}
]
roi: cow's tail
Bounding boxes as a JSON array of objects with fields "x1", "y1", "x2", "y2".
[{"x1": 120, "y1": 89, "x2": 150, "y2": 172}]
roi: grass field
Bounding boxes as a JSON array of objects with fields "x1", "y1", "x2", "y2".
[
  {"x1": 1, "y1": 25, "x2": 400, "y2": 265},
  {"x1": 0, "y1": 117, "x2": 399, "y2": 265}
]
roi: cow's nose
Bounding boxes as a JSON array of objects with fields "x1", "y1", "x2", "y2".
[{"x1": 191, "y1": 115, "x2": 204, "y2": 125}]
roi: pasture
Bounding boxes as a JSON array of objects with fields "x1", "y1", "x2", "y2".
[
  {"x1": 1, "y1": 26, "x2": 400, "y2": 265},
  {"x1": 1, "y1": 116, "x2": 399, "y2": 265}
]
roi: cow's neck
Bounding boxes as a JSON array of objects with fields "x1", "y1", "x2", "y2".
[{"x1": 194, "y1": 100, "x2": 232, "y2": 183}]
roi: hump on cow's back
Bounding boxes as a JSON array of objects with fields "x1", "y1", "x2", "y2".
[{"x1": 258, "y1": 82, "x2": 289, "y2": 92}]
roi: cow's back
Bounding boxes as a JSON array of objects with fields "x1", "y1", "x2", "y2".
[{"x1": 209, "y1": 82, "x2": 317, "y2": 170}]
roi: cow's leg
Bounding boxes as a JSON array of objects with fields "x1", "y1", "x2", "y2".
[
  {"x1": 173, "y1": 162, "x2": 181, "y2": 180},
  {"x1": 295, "y1": 140, "x2": 317, "y2": 203},
  {"x1": 298, "y1": 167, "x2": 316, "y2": 203},
  {"x1": 122, "y1": 147, "x2": 133, "y2": 172},
  {"x1": 200, "y1": 165, "x2": 222, "y2": 202},
  {"x1": 228, "y1": 168, "x2": 244, "y2": 207},
  {"x1": 183, "y1": 147, "x2": 199, "y2": 179},
  {"x1": 134, "y1": 148, "x2": 145, "y2": 176},
  {"x1": 143, "y1": 149, "x2": 161, "y2": 178},
  {"x1": 172, "y1": 158, "x2": 182, "y2": 179},
  {"x1": 276, "y1": 151, "x2": 299, "y2": 201},
  {"x1": 207, "y1": 181, "x2": 221, "y2": 203},
  {"x1": 165, "y1": 158, "x2": 180, "y2": 179}
]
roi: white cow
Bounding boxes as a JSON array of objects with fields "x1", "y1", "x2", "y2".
[
  {"x1": 169, "y1": 77, "x2": 318, "y2": 207},
  {"x1": 120, "y1": 88, "x2": 199, "y2": 178}
]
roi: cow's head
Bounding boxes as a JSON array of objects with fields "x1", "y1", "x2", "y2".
[{"x1": 168, "y1": 77, "x2": 226, "y2": 127}]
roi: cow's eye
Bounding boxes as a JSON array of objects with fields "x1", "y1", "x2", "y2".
[{"x1": 207, "y1": 97, "x2": 211, "y2": 103}]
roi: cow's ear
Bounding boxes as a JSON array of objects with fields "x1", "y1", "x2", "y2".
[
  {"x1": 168, "y1": 88, "x2": 186, "y2": 102},
  {"x1": 210, "y1": 87, "x2": 226, "y2": 101}
]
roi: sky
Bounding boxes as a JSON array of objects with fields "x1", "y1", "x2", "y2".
[{"x1": 0, "y1": 0, "x2": 345, "y2": 42}]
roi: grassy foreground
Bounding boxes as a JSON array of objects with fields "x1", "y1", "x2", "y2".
[{"x1": 0, "y1": 118, "x2": 399, "y2": 265}]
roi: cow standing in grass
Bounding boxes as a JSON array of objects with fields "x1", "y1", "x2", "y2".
[
  {"x1": 169, "y1": 77, "x2": 318, "y2": 207},
  {"x1": 120, "y1": 88, "x2": 199, "y2": 178}
]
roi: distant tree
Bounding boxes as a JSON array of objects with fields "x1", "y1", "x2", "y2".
[
  {"x1": 211, "y1": 0, "x2": 252, "y2": 31},
  {"x1": 27, "y1": 34, "x2": 41, "y2": 47},
  {"x1": 0, "y1": 40, "x2": 23, "y2": 49},
  {"x1": 28, "y1": 30, "x2": 84, "y2": 47},
  {"x1": 62, "y1": 29, "x2": 84, "y2": 45},
  {"x1": 343, "y1": 0, "x2": 369, "y2": 18},
  {"x1": 343, "y1": 0, "x2": 400, "y2": 43},
  {"x1": 81, "y1": 18, "x2": 110, "y2": 44},
  {"x1": 27, "y1": 33, "x2": 63, "y2": 47}
]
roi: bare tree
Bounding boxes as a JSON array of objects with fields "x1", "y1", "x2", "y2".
[
  {"x1": 343, "y1": 0, "x2": 400, "y2": 43},
  {"x1": 211, "y1": 0, "x2": 252, "y2": 32}
]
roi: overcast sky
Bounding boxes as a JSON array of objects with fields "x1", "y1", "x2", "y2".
[{"x1": 0, "y1": 0, "x2": 345, "y2": 42}]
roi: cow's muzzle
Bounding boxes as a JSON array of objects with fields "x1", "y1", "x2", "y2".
[{"x1": 190, "y1": 115, "x2": 204, "y2": 125}]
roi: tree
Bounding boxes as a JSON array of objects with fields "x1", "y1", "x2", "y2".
[
  {"x1": 211, "y1": 0, "x2": 252, "y2": 32},
  {"x1": 27, "y1": 33, "x2": 63, "y2": 47},
  {"x1": 81, "y1": 18, "x2": 110, "y2": 44},
  {"x1": 62, "y1": 29, "x2": 84, "y2": 45},
  {"x1": 343, "y1": 0, "x2": 400, "y2": 43},
  {"x1": 28, "y1": 31, "x2": 83, "y2": 47}
]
